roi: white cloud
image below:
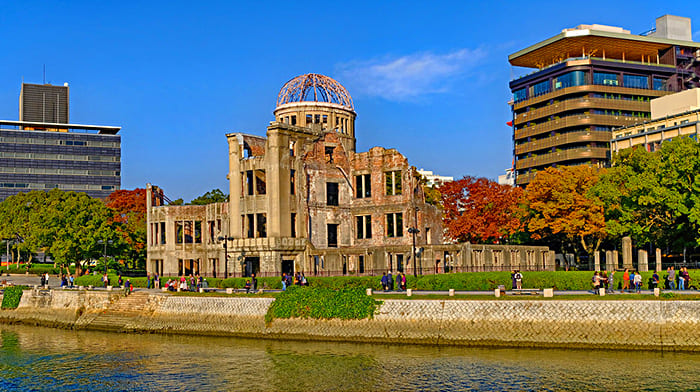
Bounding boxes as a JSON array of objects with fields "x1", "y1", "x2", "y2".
[{"x1": 336, "y1": 48, "x2": 486, "y2": 101}]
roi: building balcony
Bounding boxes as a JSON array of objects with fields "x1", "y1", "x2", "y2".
[
  {"x1": 514, "y1": 97, "x2": 650, "y2": 125},
  {"x1": 515, "y1": 146, "x2": 609, "y2": 171},
  {"x1": 515, "y1": 130, "x2": 611, "y2": 155},
  {"x1": 512, "y1": 84, "x2": 671, "y2": 111},
  {"x1": 515, "y1": 114, "x2": 646, "y2": 140}
]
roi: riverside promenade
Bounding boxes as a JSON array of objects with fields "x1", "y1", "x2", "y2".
[{"x1": 2, "y1": 276, "x2": 700, "y2": 352}]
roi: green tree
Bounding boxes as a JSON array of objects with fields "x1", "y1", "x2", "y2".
[{"x1": 189, "y1": 188, "x2": 228, "y2": 205}]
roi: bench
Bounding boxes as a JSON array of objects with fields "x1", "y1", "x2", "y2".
[{"x1": 511, "y1": 288, "x2": 541, "y2": 295}]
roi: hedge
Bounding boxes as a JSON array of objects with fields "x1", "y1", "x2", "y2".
[
  {"x1": 74, "y1": 270, "x2": 700, "y2": 292},
  {"x1": 265, "y1": 286, "x2": 380, "y2": 323},
  {"x1": 1, "y1": 286, "x2": 26, "y2": 309}
]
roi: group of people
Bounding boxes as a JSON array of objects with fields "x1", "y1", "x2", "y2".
[
  {"x1": 380, "y1": 271, "x2": 407, "y2": 291},
  {"x1": 511, "y1": 270, "x2": 523, "y2": 290},
  {"x1": 164, "y1": 274, "x2": 205, "y2": 292},
  {"x1": 146, "y1": 272, "x2": 160, "y2": 289},
  {"x1": 281, "y1": 272, "x2": 308, "y2": 290},
  {"x1": 592, "y1": 267, "x2": 695, "y2": 294}
]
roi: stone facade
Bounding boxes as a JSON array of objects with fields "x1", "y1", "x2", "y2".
[{"x1": 146, "y1": 73, "x2": 551, "y2": 278}]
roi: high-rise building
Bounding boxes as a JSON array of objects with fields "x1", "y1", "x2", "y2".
[
  {"x1": 0, "y1": 83, "x2": 121, "y2": 200},
  {"x1": 509, "y1": 15, "x2": 700, "y2": 186}
]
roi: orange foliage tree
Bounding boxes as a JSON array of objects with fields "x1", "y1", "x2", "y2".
[
  {"x1": 440, "y1": 176, "x2": 525, "y2": 243},
  {"x1": 105, "y1": 188, "x2": 147, "y2": 269},
  {"x1": 525, "y1": 166, "x2": 606, "y2": 259}
]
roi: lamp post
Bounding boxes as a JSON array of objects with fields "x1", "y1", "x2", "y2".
[
  {"x1": 97, "y1": 239, "x2": 113, "y2": 274},
  {"x1": 407, "y1": 206, "x2": 420, "y2": 278},
  {"x1": 218, "y1": 236, "x2": 234, "y2": 278}
]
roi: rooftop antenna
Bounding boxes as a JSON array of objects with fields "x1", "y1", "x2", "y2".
[{"x1": 43, "y1": 64, "x2": 46, "y2": 84}]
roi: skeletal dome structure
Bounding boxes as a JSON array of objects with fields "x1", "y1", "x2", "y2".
[{"x1": 274, "y1": 73, "x2": 357, "y2": 152}]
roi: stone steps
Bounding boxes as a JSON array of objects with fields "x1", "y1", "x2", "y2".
[{"x1": 84, "y1": 291, "x2": 151, "y2": 331}]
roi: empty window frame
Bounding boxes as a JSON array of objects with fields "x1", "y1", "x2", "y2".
[
  {"x1": 386, "y1": 213, "x2": 403, "y2": 237},
  {"x1": 159, "y1": 222, "x2": 166, "y2": 244},
  {"x1": 290, "y1": 169, "x2": 295, "y2": 195},
  {"x1": 291, "y1": 213, "x2": 296, "y2": 238},
  {"x1": 385, "y1": 170, "x2": 402, "y2": 195},
  {"x1": 306, "y1": 114, "x2": 312, "y2": 125},
  {"x1": 355, "y1": 174, "x2": 371, "y2": 198},
  {"x1": 289, "y1": 140, "x2": 296, "y2": 156},
  {"x1": 256, "y1": 213, "x2": 267, "y2": 238},
  {"x1": 326, "y1": 182, "x2": 339, "y2": 206},
  {"x1": 325, "y1": 146, "x2": 334, "y2": 163},
  {"x1": 243, "y1": 214, "x2": 254, "y2": 238},
  {"x1": 356, "y1": 215, "x2": 372, "y2": 239},
  {"x1": 291, "y1": 115, "x2": 297, "y2": 125},
  {"x1": 255, "y1": 170, "x2": 266, "y2": 195},
  {"x1": 194, "y1": 221, "x2": 202, "y2": 243},
  {"x1": 327, "y1": 223, "x2": 338, "y2": 247},
  {"x1": 245, "y1": 171, "x2": 254, "y2": 195}
]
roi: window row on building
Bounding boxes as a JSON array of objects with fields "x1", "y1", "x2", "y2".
[
  {"x1": 0, "y1": 136, "x2": 120, "y2": 148},
  {"x1": 0, "y1": 167, "x2": 119, "y2": 177},
  {"x1": 0, "y1": 151, "x2": 119, "y2": 162},
  {"x1": 0, "y1": 183, "x2": 117, "y2": 191}
]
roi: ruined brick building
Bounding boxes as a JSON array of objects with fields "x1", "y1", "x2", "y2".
[{"x1": 146, "y1": 74, "x2": 552, "y2": 278}]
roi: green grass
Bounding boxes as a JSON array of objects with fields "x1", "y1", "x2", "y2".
[
  {"x1": 265, "y1": 286, "x2": 381, "y2": 324},
  {"x1": 1, "y1": 286, "x2": 27, "y2": 309}
]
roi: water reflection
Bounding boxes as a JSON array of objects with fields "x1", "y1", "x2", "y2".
[{"x1": 1, "y1": 324, "x2": 699, "y2": 391}]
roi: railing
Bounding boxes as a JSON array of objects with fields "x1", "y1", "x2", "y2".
[
  {"x1": 511, "y1": 57, "x2": 676, "y2": 83},
  {"x1": 513, "y1": 84, "x2": 671, "y2": 111},
  {"x1": 515, "y1": 114, "x2": 646, "y2": 140},
  {"x1": 515, "y1": 130, "x2": 611, "y2": 155},
  {"x1": 515, "y1": 97, "x2": 650, "y2": 125},
  {"x1": 515, "y1": 147, "x2": 609, "y2": 170}
]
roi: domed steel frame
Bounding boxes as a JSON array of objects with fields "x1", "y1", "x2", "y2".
[{"x1": 276, "y1": 74, "x2": 354, "y2": 110}]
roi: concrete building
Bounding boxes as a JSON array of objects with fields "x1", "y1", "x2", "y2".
[
  {"x1": 498, "y1": 168, "x2": 515, "y2": 186},
  {"x1": 416, "y1": 168, "x2": 453, "y2": 187},
  {"x1": 611, "y1": 88, "x2": 700, "y2": 153},
  {"x1": 509, "y1": 15, "x2": 700, "y2": 186},
  {"x1": 147, "y1": 74, "x2": 553, "y2": 278},
  {"x1": 0, "y1": 83, "x2": 121, "y2": 200}
]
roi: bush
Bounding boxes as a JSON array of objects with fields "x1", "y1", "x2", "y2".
[
  {"x1": 1, "y1": 286, "x2": 26, "y2": 309},
  {"x1": 265, "y1": 286, "x2": 380, "y2": 323}
]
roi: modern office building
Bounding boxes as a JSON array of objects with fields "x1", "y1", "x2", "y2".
[
  {"x1": 0, "y1": 83, "x2": 121, "y2": 200},
  {"x1": 611, "y1": 88, "x2": 700, "y2": 153},
  {"x1": 509, "y1": 15, "x2": 700, "y2": 186}
]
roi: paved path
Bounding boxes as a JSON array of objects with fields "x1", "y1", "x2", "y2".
[{"x1": 3, "y1": 274, "x2": 698, "y2": 296}]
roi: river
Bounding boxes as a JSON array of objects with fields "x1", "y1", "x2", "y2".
[{"x1": 1, "y1": 324, "x2": 699, "y2": 391}]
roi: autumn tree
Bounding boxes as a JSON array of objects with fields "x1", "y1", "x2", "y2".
[
  {"x1": 525, "y1": 165, "x2": 606, "y2": 260},
  {"x1": 105, "y1": 188, "x2": 147, "y2": 269},
  {"x1": 440, "y1": 176, "x2": 525, "y2": 243}
]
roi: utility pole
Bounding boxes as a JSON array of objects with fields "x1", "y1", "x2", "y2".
[
  {"x1": 407, "y1": 206, "x2": 420, "y2": 277},
  {"x1": 218, "y1": 236, "x2": 234, "y2": 278}
]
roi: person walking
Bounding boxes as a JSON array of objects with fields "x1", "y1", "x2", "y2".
[
  {"x1": 396, "y1": 272, "x2": 402, "y2": 292},
  {"x1": 514, "y1": 270, "x2": 523, "y2": 290},
  {"x1": 146, "y1": 272, "x2": 152, "y2": 289},
  {"x1": 252, "y1": 273, "x2": 258, "y2": 292},
  {"x1": 607, "y1": 271, "x2": 615, "y2": 294},
  {"x1": 622, "y1": 269, "x2": 630, "y2": 292},
  {"x1": 634, "y1": 271, "x2": 642, "y2": 293},
  {"x1": 668, "y1": 267, "x2": 676, "y2": 290}
]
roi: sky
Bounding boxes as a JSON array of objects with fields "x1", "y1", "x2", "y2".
[{"x1": 0, "y1": 1, "x2": 698, "y2": 202}]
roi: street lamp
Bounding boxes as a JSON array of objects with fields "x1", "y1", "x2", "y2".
[
  {"x1": 97, "y1": 239, "x2": 113, "y2": 274},
  {"x1": 407, "y1": 206, "x2": 420, "y2": 278},
  {"x1": 218, "y1": 236, "x2": 234, "y2": 278}
]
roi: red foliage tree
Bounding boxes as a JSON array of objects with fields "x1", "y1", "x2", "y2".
[
  {"x1": 440, "y1": 177, "x2": 525, "y2": 243},
  {"x1": 104, "y1": 188, "x2": 147, "y2": 268}
]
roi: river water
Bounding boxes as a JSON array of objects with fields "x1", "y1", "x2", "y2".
[{"x1": 1, "y1": 324, "x2": 699, "y2": 392}]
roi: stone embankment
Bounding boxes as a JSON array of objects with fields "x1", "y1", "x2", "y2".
[{"x1": 2, "y1": 288, "x2": 700, "y2": 351}]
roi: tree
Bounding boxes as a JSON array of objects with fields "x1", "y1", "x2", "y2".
[
  {"x1": 189, "y1": 188, "x2": 228, "y2": 205},
  {"x1": 594, "y1": 138, "x2": 700, "y2": 251},
  {"x1": 525, "y1": 166, "x2": 606, "y2": 260},
  {"x1": 105, "y1": 189, "x2": 148, "y2": 269},
  {"x1": 440, "y1": 176, "x2": 525, "y2": 243}
]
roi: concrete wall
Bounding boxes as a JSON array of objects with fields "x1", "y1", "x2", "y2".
[{"x1": 3, "y1": 290, "x2": 700, "y2": 351}]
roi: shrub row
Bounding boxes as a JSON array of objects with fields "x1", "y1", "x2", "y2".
[
  {"x1": 72, "y1": 270, "x2": 700, "y2": 292},
  {"x1": 1, "y1": 286, "x2": 26, "y2": 309},
  {"x1": 265, "y1": 286, "x2": 380, "y2": 323},
  {"x1": 2, "y1": 264, "x2": 74, "y2": 276}
]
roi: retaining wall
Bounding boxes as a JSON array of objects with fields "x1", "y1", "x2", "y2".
[{"x1": 2, "y1": 290, "x2": 700, "y2": 351}]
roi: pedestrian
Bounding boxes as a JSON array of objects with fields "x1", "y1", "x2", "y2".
[
  {"x1": 514, "y1": 270, "x2": 523, "y2": 290},
  {"x1": 601, "y1": 271, "x2": 608, "y2": 292},
  {"x1": 124, "y1": 278, "x2": 131, "y2": 296},
  {"x1": 678, "y1": 268, "x2": 686, "y2": 291},
  {"x1": 252, "y1": 273, "x2": 258, "y2": 292},
  {"x1": 511, "y1": 270, "x2": 517, "y2": 290},
  {"x1": 281, "y1": 273, "x2": 287, "y2": 291},
  {"x1": 607, "y1": 271, "x2": 615, "y2": 294},
  {"x1": 245, "y1": 280, "x2": 251, "y2": 294},
  {"x1": 380, "y1": 273, "x2": 387, "y2": 291},
  {"x1": 622, "y1": 269, "x2": 630, "y2": 292},
  {"x1": 396, "y1": 272, "x2": 402, "y2": 291},
  {"x1": 387, "y1": 271, "x2": 393, "y2": 291},
  {"x1": 401, "y1": 272, "x2": 407, "y2": 291},
  {"x1": 154, "y1": 272, "x2": 160, "y2": 289},
  {"x1": 634, "y1": 271, "x2": 642, "y2": 293},
  {"x1": 147, "y1": 272, "x2": 152, "y2": 289},
  {"x1": 592, "y1": 272, "x2": 600, "y2": 294},
  {"x1": 651, "y1": 270, "x2": 659, "y2": 290},
  {"x1": 629, "y1": 271, "x2": 635, "y2": 293},
  {"x1": 69, "y1": 274, "x2": 74, "y2": 288},
  {"x1": 118, "y1": 274, "x2": 123, "y2": 288},
  {"x1": 668, "y1": 267, "x2": 676, "y2": 290}
]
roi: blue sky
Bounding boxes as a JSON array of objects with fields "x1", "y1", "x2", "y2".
[{"x1": 0, "y1": 1, "x2": 698, "y2": 201}]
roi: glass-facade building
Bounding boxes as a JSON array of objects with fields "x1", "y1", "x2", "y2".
[
  {"x1": 0, "y1": 120, "x2": 121, "y2": 200},
  {"x1": 509, "y1": 16, "x2": 700, "y2": 186}
]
